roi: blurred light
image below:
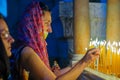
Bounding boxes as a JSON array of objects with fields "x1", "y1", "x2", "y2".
[
  {"x1": 101, "y1": 0, "x2": 107, "y2": 3},
  {"x1": 0, "y1": 0, "x2": 7, "y2": 17},
  {"x1": 64, "y1": 0, "x2": 73, "y2": 2}
]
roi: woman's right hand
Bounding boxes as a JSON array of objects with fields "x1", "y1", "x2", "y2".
[{"x1": 81, "y1": 48, "x2": 100, "y2": 65}]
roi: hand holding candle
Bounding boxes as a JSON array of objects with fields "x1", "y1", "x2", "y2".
[{"x1": 81, "y1": 48, "x2": 100, "y2": 65}]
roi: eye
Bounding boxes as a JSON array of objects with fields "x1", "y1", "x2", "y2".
[
  {"x1": 4, "y1": 33, "x2": 9, "y2": 38},
  {"x1": 45, "y1": 22, "x2": 49, "y2": 26},
  {"x1": 1, "y1": 32, "x2": 10, "y2": 39},
  {"x1": 43, "y1": 22, "x2": 48, "y2": 27}
]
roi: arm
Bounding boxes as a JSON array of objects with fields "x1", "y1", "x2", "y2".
[
  {"x1": 56, "y1": 48, "x2": 100, "y2": 80},
  {"x1": 21, "y1": 47, "x2": 100, "y2": 80},
  {"x1": 59, "y1": 63, "x2": 76, "y2": 75},
  {"x1": 21, "y1": 47, "x2": 56, "y2": 80}
]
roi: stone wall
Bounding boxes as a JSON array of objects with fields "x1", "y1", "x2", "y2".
[
  {"x1": 59, "y1": 1, "x2": 106, "y2": 40},
  {"x1": 59, "y1": 1, "x2": 107, "y2": 56}
]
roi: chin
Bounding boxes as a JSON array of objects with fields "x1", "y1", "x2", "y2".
[{"x1": 7, "y1": 52, "x2": 12, "y2": 57}]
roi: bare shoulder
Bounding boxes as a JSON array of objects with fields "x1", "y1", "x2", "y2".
[
  {"x1": 20, "y1": 46, "x2": 38, "y2": 67},
  {"x1": 20, "y1": 47, "x2": 56, "y2": 79},
  {"x1": 21, "y1": 46, "x2": 35, "y2": 58}
]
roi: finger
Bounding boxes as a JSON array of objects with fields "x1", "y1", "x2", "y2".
[
  {"x1": 55, "y1": 66, "x2": 60, "y2": 70},
  {"x1": 89, "y1": 48, "x2": 100, "y2": 55}
]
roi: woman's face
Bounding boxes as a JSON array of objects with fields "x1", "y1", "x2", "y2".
[
  {"x1": 42, "y1": 11, "x2": 52, "y2": 33},
  {"x1": 0, "y1": 19, "x2": 14, "y2": 57}
]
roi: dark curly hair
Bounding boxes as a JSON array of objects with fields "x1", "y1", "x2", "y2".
[{"x1": 39, "y1": 2, "x2": 50, "y2": 15}]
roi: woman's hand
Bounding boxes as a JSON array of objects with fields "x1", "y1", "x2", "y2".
[
  {"x1": 81, "y1": 48, "x2": 100, "y2": 65},
  {"x1": 51, "y1": 61, "x2": 61, "y2": 76}
]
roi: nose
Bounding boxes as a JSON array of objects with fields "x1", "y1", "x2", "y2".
[
  {"x1": 48, "y1": 25, "x2": 52, "y2": 33},
  {"x1": 8, "y1": 35, "x2": 15, "y2": 44}
]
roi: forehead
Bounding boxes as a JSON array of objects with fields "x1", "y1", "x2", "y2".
[
  {"x1": 0, "y1": 19, "x2": 8, "y2": 32},
  {"x1": 43, "y1": 11, "x2": 51, "y2": 21}
]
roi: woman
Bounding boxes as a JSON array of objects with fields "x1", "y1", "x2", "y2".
[
  {"x1": 11, "y1": 1, "x2": 100, "y2": 80},
  {"x1": 0, "y1": 14, "x2": 14, "y2": 80}
]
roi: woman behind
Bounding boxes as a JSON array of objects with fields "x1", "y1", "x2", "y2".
[
  {"x1": 11, "y1": 1, "x2": 100, "y2": 80},
  {"x1": 0, "y1": 14, "x2": 14, "y2": 80}
]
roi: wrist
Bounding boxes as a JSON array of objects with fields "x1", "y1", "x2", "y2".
[{"x1": 79, "y1": 58, "x2": 89, "y2": 67}]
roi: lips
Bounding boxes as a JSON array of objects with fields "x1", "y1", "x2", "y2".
[
  {"x1": 7, "y1": 47, "x2": 12, "y2": 57},
  {"x1": 8, "y1": 47, "x2": 11, "y2": 50}
]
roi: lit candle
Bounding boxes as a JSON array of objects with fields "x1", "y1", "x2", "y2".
[
  {"x1": 111, "y1": 41, "x2": 116, "y2": 75},
  {"x1": 117, "y1": 48, "x2": 120, "y2": 77},
  {"x1": 99, "y1": 41, "x2": 105, "y2": 72}
]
